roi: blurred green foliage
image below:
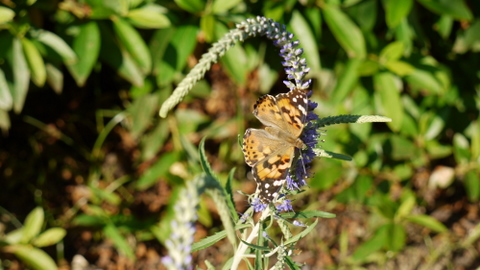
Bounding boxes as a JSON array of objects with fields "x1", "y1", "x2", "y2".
[{"x1": 0, "y1": 0, "x2": 479, "y2": 268}]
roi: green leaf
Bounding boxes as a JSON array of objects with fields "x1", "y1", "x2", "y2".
[
  {"x1": 395, "y1": 19, "x2": 413, "y2": 55},
  {"x1": 153, "y1": 25, "x2": 198, "y2": 86},
  {"x1": 199, "y1": 138, "x2": 215, "y2": 179},
  {"x1": 98, "y1": 22, "x2": 144, "y2": 86},
  {"x1": 417, "y1": 0, "x2": 472, "y2": 20},
  {"x1": 6, "y1": 245, "x2": 57, "y2": 270},
  {"x1": 174, "y1": 0, "x2": 205, "y2": 13},
  {"x1": 374, "y1": 72, "x2": 404, "y2": 131},
  {"x1": 385, "y1": 60, "x2": 415, "y2": 76},
  {"x1": 32, "y1": 228, "x2": 67, "y2": 247},
  {"x1": 358, "y1": 59, "x2": 380, "y2": 76},
  {"x1": 211, "y1": 0, "x2": 242, "y2": 13},
  {"x1": 284, "y1": 219, "x2": 318, "y2": 246},
  {"x1": 389, "y1": 135, "x2": 416, "y2": 160},
  {"x1": 192, "y1": 230, "x2": 227, "y2": 252},
  {"x1": 67, "y1": 21, "x2": 101, "y2": 87},
  {"x1": 0, "y1": 6, "x2": 15, "y2": 24},
  {"x1": 352, "y1": 226, "x2": 387, "y2": 261},
  {"x1": 129, "y1": 92, "x2": 159, "y2": 139},
  {"x1": 200, "y1": 14, "x2": 215, "y2": 43},
  {"x1": 21, "y1": 207, "x2": 44, "y2": 244},
  {"x1": 127, "y1": 5, "x2": 171, "y2": 29},
  {"x1": 331, "y1": 58, "x2": 361, "y2": 102},
  {"x1": 103, "y1": 223, "x2": 135, "y2": 260},
  {"x1": 136, "y1": 151, "x2": 181, "y2": 190},
  {"x1": 464, "y1": 170, "x2": 480, "y2": 202},
  {"x1": 346, "y1": 0, "x2": 377, "y2": 31},
  {"x1": 289, "y1": 10, "x2": 321, "y2": 74},
  {"x1": 280, "y1": 210, "x2": 336, "y2": 219},
  {"x1": 435, "y1": 15, "x2": 453, "y2": 39},
  {"x1": 383, "y1": 0, "x2": 413, "y2": 28},
  {"x1": 21, "y1": 38, "x2": 46, "y2": 87},
  {"x1": 425, "y1": 140, "x2": 452, "y2": 159},
  {"x1": 112, "y1": 16, "x2": 152, "y2": 74},
  {"x1": 4, "y1": 228, "x2": 24, "y2": 245},
  {"x1": 45, "y1": 63, "x2": 64, "y2": 94},
  {"x1": 323, "y1": 3, "x2": 366, "y2": 58},
  {"x1": 225, "y1": 168, "x2": 238, "y2": 223},
  {"x1": 406, "y1": 215, "x2": 448, "y2": 233},
  {"x1": 453, "y1": 133, "x2": 470, "y2": 164},
  {"x1": 395, "y1": 193, "x2": 416, "y2": 219},
  {"x1": 6, "y1": 38, "x2": 30, "y2": 113},
  {"x1": 385, "y1": 223, "x2": 406, "y2": 251},
  {"x1": 379, "y1": 41, "x2": 404, "y2": 62},
  {"x1": 31, "y1": 29, "x2": 77, "y2": 65},
  {"x1": 0, "y1": 68, "x2": 12, "y2": 110},
  {"x1": 405, "y1": 68, "x2": 443, "y2": 94},
  {"x1": 0, "y1": 109, "x2": 10, "y2": 131}
]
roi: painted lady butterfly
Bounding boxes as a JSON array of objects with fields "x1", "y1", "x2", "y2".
[{"x1": 242, "y1": 88, "x2": 308, "y2": 203}]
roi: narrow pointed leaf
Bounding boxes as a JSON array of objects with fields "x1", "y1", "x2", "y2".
[
  {"x1": 127, "y1": 6, "x2": 171, "y2": 29},
  {"x1": 323, "y1": 4, "x2": 366, "y2": 58},
  {"x1": 289, "y1": 10, "x2": 321, "y2": 73},
  {"x1": 32, "y1": 228, "x2": 67, "y2": 247},
  {"x1": 112, "y1": 16, "x2": 152, "y2": 74},
  {"x1": 31, "y1": 29, "x2": 77, "y2": 64},
  {"x1": 7, "y1": 38, "x2": 30, "y2": 113},
  {"x1": 21, "y1": 207, "x2": 44, "y2": 243},
  {"x1": 0, "y1": 68, "x2": 12, "y2": 110},
  {"x1": 21, "y1": 37, "x2": 46, "y2": 87},
  {"x1": 383, "y1": 0, "x2": 413, "y2": 28},
  {"x1": 6, "y1": 245, "x2": 57, "y2": 270},
  {"x1": 67, "y1": 21, "x2": 101, "y2": 86}
]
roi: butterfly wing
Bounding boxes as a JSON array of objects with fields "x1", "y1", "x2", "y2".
[
  {"x1": 253, "y1": 89, "x2": 308, "y2": 138},
  {"x1": 242, "y1": 128, "x2": 295, "y2": 202}
]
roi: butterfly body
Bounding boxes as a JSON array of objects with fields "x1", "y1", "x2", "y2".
[{"x1": 242, "y1": 89, "x2": 308, "y2": 203}]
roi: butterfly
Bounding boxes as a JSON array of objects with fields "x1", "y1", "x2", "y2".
[{"x1": 242, "y1": 88, "x2": 308, "y2": 203}]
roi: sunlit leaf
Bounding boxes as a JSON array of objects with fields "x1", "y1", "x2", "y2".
[
  {"x1": 32, "y1": 228, "x2": 67, "y2": 247},
  {"x1": 6, "y1": 38, "x2": 30, "y2": 113},
  {"x1": 212, "y1": 0, "x2": 242, "y2": 13},
  {"x1": 289, "y1": 10, "x2": 321, "y2": 74},
  {"x1": 6, "y1": 245, "x2": 58, "y2": 270},
  {"x1": 0, "y1": 68, "x2": 12, "y2": 110},
  {"x1": 323, "y1": 3, "x2": 366, "y2": 58},
  {"x1": 374, "y1": 72, "x2": 404, "y2": 131},
  {"x1": 21, "y1": 38, "x2": 46, "y2": 87},
  {"x1": 112, "y1": 16, "x2": 152, "y2": 74},
  {"x1": 379, "y1": 41, "x2": 404, "y2": 62},
  {"x1": 406, "y1": 215, "x2": 448, "y2": 233},
  {"x1": 0, "y1": 6, "x2": 15, "y2": 24},
  {"x1": 127, "y1": 5, "x2": 171, "y2": 29},
  {"x1": 21, "y1": 207, "x2": 44, "y2": 244},
  {"x1": 385, "y1": 60, "x2": 415, "y2": 76},
  {"x1": 45, "y1": 63, "x2": 64, "y2": 94},
  {"x1": 30, "y1": 29, "x2": 77, "y2": 65}
]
